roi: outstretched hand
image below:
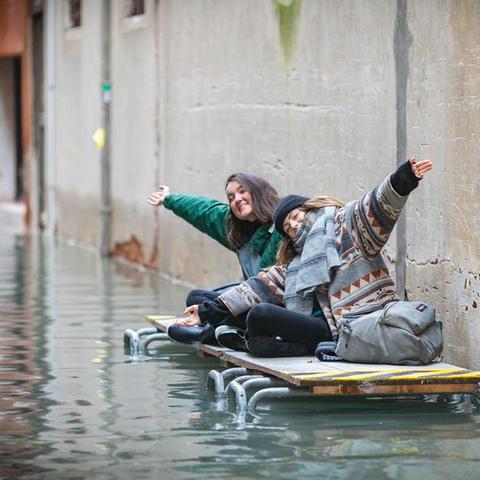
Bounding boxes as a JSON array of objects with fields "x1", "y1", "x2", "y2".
[
  {"x1": 147, "y1": 185, "x2": 170, "y2": 207},
  {"x1": 175, "y1": 305, "x2": 201, "y2": 327},
  {"x1": 409, "y1": 157, "x2": 432, "y2": 179}
]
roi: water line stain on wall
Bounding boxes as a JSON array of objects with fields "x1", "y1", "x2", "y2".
[{"x1": 273, "y1": 0, "x2": 302, "y2": 66}]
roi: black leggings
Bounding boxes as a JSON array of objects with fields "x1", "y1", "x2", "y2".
[
  {"x1": 246, "y1": 303, "x2": 332, "y2": 352},
  {"x1": 186, "y1": 288, "x2": 220, "y2": 306}
]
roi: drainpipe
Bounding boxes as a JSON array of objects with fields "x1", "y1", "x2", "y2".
[
  {"x1": 393, "y1": 0, "x2": 412, "y2": 300},
  {"x1": 45, "y1": 0, "x2": 56, "y2": 236},
  {"x1": 98, "y1": 0, "x2": 112, "y2": 256}
]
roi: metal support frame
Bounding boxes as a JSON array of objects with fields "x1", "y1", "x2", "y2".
[
  {"x1": 123, "y1": 327, "x2": 169, "y2": 356},
  {"x1": 224, "y1": 375, "x2": 264, "y2": 395},
  {"x1": 140, "y1": 333, "x2": 169, "y2": 354},
  {"x1": 225, "y1": 380, "x2": 248, "y2": 412},
  {"x1": 123, "y1": 329, "x2": 140, "y2": 355},
  {"x1": 436, "y1": 393, "x2": 465, "y2": 405},
  {"x1": 241, "y1": 377, "x2": 288, "y2": 394},
  {"x1": 207, "y1": 367, "x2": 249, "y2": 395},
  {"x1": 470, "y1": 393, "x2": 480, "y2": 409},
  {"x1": 248, "y1": 387, "x2": 313, "y2": 412},
  {"x1": 123, "y1": 331, "x2": 480, "y2": 415}
]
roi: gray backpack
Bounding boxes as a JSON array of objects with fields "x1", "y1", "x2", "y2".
[{"x1": 335, "y1": 301, "x2": 443, "y2": 365}]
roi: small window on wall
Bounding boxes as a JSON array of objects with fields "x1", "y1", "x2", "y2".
[
  {"x1": 67, "y1": 0, "x2": 82, "y2": 28},
  {"x1": 125, "y1": 0, "x2": 145, "y2": 17}
]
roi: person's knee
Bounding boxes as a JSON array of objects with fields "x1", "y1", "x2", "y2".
[
  {"x1": 186, "y1": 289, "x2": 206, "y2": 307},
  {"x1": 247, "y1": 303, "x2": 272, "y2": 330}
]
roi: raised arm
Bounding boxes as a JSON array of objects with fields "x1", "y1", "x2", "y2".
[
  {"x1": 348, "y1": 157, "x2": 432, "y2": 257},
  {"x1": 147, "y1": 186, "x2": 232, "y2": 250}
]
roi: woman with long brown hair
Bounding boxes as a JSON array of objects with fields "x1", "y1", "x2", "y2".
[{"x1": 148, "y1": 173, "x2": 283, "y2": 343}]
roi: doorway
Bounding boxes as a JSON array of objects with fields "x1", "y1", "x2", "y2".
[{"x1": 0, "y1": 57, "x2": 22, "y2": 202}]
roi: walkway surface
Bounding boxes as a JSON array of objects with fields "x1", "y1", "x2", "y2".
[{"x1": 146, "y1": 315, "x2": 480, "y2": 396}]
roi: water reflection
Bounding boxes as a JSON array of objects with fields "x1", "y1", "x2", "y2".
[{"x1": 0, "y1": 229, "x2": 479, "y2": 479}]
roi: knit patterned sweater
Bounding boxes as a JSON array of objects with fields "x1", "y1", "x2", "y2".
[{"x1": 218, "y1": 173, "x2": 409, "y2": 340}]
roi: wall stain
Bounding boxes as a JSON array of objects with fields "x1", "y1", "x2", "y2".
[
  {"x1": 113, "y1": 235, "x2": 159, "y2": 269},
  {"x1": 148, "y1": 243, "x2": 159, "y2": 269},
  {"x1": 273, "y1": 0, "x2": 302, "y2": 67},
  {"x1": 113, "y1": 235, "x2": 145, "y2": 265}
]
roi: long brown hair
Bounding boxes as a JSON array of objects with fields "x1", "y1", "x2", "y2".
[
  {"x1": 276, "y1": 195, "x2": 346, "y2": 265},
  {"x1": 225, "y1": 173, "x2": 279, "y2": 249}
]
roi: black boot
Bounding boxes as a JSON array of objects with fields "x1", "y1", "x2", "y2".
[
  {"x1": 215, "y1": 325, "x2": 248, "y2": 352},
  {"x1": 314, "y1": 341, "x2": 340, "y2": 361},
  {"x1": 167, "y1": 323, "x2": 217, "y2": 345}
]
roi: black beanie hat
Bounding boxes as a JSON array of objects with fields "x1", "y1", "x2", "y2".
[{"x1": 273, "y1": 195, "x2": 308, "y2": 238}]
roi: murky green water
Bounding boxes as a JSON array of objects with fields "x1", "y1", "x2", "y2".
[{"x1": 1, "y1": 230, "x2": 480, "y2": 480}]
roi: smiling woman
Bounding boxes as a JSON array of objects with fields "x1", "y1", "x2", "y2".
[
  {"x1": 147, "y1": 173, "x2": 283, "y2": 344},
  {"x1": 147, "y1": 173, "x2": 282, "y2": 280},
  {"x1": 226, "y1": 180, "x2": 255, "y2": 221},
  {"x1": 223, "y1": 173, "x2": 279, "y2": 254}
]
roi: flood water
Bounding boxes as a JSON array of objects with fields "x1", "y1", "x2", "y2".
[{"x1": 1, "y1": 229, "x2": 480, "y2": 480}]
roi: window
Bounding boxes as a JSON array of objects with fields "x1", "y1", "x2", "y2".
[
  {"x1": 67, "y1": 0, "x2": 81, "y2": 28},
  {"x1": 125, "y1": 0, "x2": 145, "y2": 17}
]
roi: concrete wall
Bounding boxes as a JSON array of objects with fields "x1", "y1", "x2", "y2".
[
  {"x1": 405, "y1": 0, "x2": 480, "y2": 367},
  {"x1": 0, "y1": 58, "x2": 16, "y2": 201},
  {"x1": 109, "y1": 0, "x2": 159, "y2": 268},
  {"x1": 54, "y1": 0, "x2": 103, "y2": 245},
  {"x1": 46, "y1": 0, "x2": 480, "y2": 367}
]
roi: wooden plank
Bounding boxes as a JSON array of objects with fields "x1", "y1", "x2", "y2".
[
  {"x1": 145, "y1": 315, "x2": 177, "y2": 331},
  {"x1": 218, "y1": 351, "x2": 343, "y2": 383},
  {"x1": 142, "y1": 314, "x2": 480, "y2": 396},
  {"x1": 325, "y1": 361, "x2": 459, "y2": 372},
  {"x1": 200, "y1": 344, "x2": 230, "y2": 358},
  {"x1": 312, "y1": 383, "x2": 479, "y2": 396}
]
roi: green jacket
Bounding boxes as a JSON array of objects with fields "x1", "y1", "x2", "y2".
[{"x1": 163, "y1": 193, "x2": 282, "y2": 278}]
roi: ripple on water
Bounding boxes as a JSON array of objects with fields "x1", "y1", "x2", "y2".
[{"x1": 0, "y1": 232, "x2": 480, "y2": 479}]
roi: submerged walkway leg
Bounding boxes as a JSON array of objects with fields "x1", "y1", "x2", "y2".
[
  {"x1": 140, "y1": 333, "x2": 169, "y2": 354},
  {"x1": 224, "y1": 375, "x2": 264, "y2": 395},
  {"x1": 248, "y1": 387, "x2": 313, "y2": 412},
  {"x1": 123, "y1": 329, "x2": 140, "y2": 356},
  {"x1": 124, "y1": 327, "x2": 168, "y2": 355},
  {"x1": 226, "y1": 380, "x2": 247, "y2": 413},
  {"x1": 207, "y1": 367, "x2": 250, "y2": 395},
  {"x1": 241, "y1": 377, "x2": 288, "y2": 394},
  {"x1": 225, "y1": 377, "x2": 291, "y2": 412},
  {"x1": 207, "y1": 370, "x2": 225, "y2": 395},
  {"x1": 137, "y1": 327, "x2": 159, "y2": 337},
  {"x1": 471, "y1": 393, "x2": 480, "y2": 409}
]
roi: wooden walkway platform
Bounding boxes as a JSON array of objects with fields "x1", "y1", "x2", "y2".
[{"x1": 145, "y1": 315, "x2": 480, "y2": 396}]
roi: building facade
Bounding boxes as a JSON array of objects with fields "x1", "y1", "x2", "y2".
[{"x1": 0, "y1": 0, "x2": 479, "y2": 368}]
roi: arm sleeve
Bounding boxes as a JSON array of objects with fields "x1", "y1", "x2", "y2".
[
  {"x1": 390, "y1": 160, "x2": 420, "y2": 195},
  {"x1": 218, "y1": 265, "x2": 286, "y2": 316},
  {"x1": 198, "y1": 298, "x2": 231, "y2": 326},
  {"x1": 163, "y1": 193, "x2": 232, "y2": 250},
  {"x1": 347, "y1": 171, "x2": 410, "y2": 258}
]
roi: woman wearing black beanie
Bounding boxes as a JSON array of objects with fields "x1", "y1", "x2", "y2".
[{"x1": 176, "y1": 158, "x2": 433, "y2": 357}]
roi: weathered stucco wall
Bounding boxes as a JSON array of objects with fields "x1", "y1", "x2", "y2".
[
  {"x1": 49, "y1": 0, "x2": 480, "y2": 366},
  {"x1": 109, "y1": 0, "x2": 159, "y2": 267},
  {"x1": 55, "y1": 0, "x2": 102, "y2": 245},
  {"x1": 152, "y1": 0, "x2": 397, "y2": 287},
  {"x1": 404, "y1": 0, "x2": 480, "y2": 368}
]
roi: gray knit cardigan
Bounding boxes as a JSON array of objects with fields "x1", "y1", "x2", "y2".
[{"x1": 218, "y1": 173, "x2": 409, "y2": 340}]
